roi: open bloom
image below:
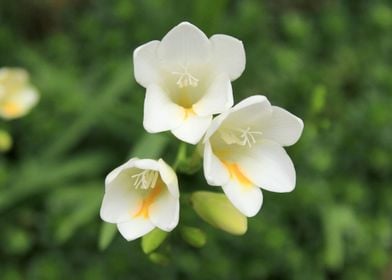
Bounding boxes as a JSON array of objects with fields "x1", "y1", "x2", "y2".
[
  {"x1": 0, "y1": 68, "x2": 39, "y2": 120},
  {"x1": 203, "y1": 96, "x2": 304, "y2": 217},
  {"x1": 100, "y1": 158, "x2": 179, "y2": 241},
  {"x1": 134, "y1": 22, "x2": 245, "y2": 144}
]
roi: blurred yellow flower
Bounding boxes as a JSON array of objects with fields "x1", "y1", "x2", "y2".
[{"x1": 0, "y1": 67, "x2": 39, "y2": 120}]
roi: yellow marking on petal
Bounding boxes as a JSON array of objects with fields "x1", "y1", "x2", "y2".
[
  {"x1": 177, "y1": 87, "x2": 193, "y2": 108},
  {"x1": 2, "y1": 102, "x2": 23, "y2": 118},
  {"x1": 183, "y1": 107, "x2": 196, "y2": 120},
  {"x1": 133, "y1": 180, "x2": 163, "y2": 219},
  {"x1": 223, "y1": 161, "x2": 253, "y2": 188}
]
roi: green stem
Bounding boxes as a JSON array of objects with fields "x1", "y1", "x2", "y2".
[{"x1": 172, "y1": 142, "x2": 187, "y2": 171}]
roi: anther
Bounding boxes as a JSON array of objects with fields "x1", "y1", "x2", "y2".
[
  {"x1": 220, "y1": 127, "x2": 263, "y2": 148},
  {"x1": 131, "y1": 170, "x2": 159, "y2": 190},
  {"x1": 172, "y1": 65, "x2": 199, "y2": 88}
]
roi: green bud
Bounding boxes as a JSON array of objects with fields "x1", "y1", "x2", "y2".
[
  {"x1": 3, "y1": 226, "x2": 32, "y2": 255},
  {"x1": 148, "y1": 252, "x2": 170, "y2": 265},
  {"x1": 141, "y1": 228, "x2": 168, "y2": 254},
  {"x1": 311, "y1": 85, "x2": 327, "y2": 114},
  {"x1": 180, "y1": 226, "x2": 207, "y2": 248},
  {"x1": 130, "y1": 133, "x2": 169, "y2": 158},
  {"x1": 191, "y1": 191, "x2": 247, "y2": 235},
  {"x1": 0, "y1": 130, "x2": 12, "y2": 152}
]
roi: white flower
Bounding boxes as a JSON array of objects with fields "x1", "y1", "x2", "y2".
[
  {"x1": 203, "y1": 96, "x2": 304, "y2": 217},
  {"x1": 0, "y1": 68, "x2": 39, "y2": 120},
  {"x1": 133, "y1": 22, "x2": 246, "y2": 144},
  {"x1": 100, "y1": 158, "x2": 180, "y2": 241}
]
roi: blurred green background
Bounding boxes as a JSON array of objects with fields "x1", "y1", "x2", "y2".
[{"x1": 1, "y1": 0, "x2": 392, "y2": 279}]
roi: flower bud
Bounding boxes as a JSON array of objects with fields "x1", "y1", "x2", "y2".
[
  {"x1": 191, "y1": 191, "x2": 247, "y2": 235},
  {"x1": 0, "y1": 130, "x2": 12, "y2": 152}
]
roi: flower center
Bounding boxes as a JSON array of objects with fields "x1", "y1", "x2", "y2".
[
  {"x1": 133, "y1": 180, "x2": 163, "y2": 219},
  {"x1": 131, "y1": 170, "x2": 159, "y2": 190},
  {"x1": 220, "y1": 127, "x2": 263, "y2": 148},
  {"x1": 171, "y1": 65, "x2": 199, "y2": 88}
]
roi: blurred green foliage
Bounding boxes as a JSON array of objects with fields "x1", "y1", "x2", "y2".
[{"x1": 1, "y1": 0, "x2": 392, "y2": 279}]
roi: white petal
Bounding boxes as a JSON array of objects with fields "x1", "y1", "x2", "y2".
[
  {"x1": 158, "y1": 159, "x2": 179, "y2": 198},
  {"x1": 171, "y1": 113, "x2": 212, "y2": 144},
  {"x1": 133, "y1": 158, "x2": 159, "y2": 171},
  {"x1": 222, "y1": 180, "x2": 263, "y2": 217},
  {"x1": 203, "y1": 141, "x2": 230, "y2": 186},
  {"x1": 233, "y1": 95, "x2": 271, "y2": 113},
  {"x1": 105, "y1": 158, "x2": 138, "y2": 188},
  {"x1": 192, "y1": 74, "x2": 233, "y2": 116},
  {"x1": 117, "y1": 218, "x2": 155, "y2": 241},
  {"x1": 143, "y1": 85, "x2": 184, "y2": 133},
  {"x1": 203, "y1": 112, "x2": 230, "y2": 142},
  {"x1": 225, "y1": 95, "x2": 272, "y2": 128},
  {"x1": 158, "y1": 22, "x2": 211, "y2": 66},
  {"x1": 149, "y1": 189, "x2": 179, "y2": 231},
  {"x1": 101, "y1": 173, "x2": 142, "y2": 223},
  {"x1": 238, "y1": 140, "x2": 296, "y2": 193},
  {"x1": 210, "y1": 34, "x2": 246, "y2": 80},
  {"x1": 261, "y1": 106, "x2": 304, "y2": 146},
  {"x1": 133, "y1": 40, "x2": 161, "y2": 87}
]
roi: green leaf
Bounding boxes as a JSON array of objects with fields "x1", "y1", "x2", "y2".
[
  {"x1": 322, "y1": 205, "x2": 358, "y2": 270},
  {"x1": 0, "y1": 155, "x2": 107, "y2": 213},
  {"x1": 53, "y1": 185, "x2": 102, "y2": 243},
  {"x1": 191, "y1": 191, "x2": 247, "y2": 235},
  {"x1": 141, "y1": 228, "x2": 168, "y2": 254},
  {"x1": 98, "y1": 223, "x2": 117, "y2": 251},
  {"x1": 40, "y1": 61, "x2": 133, "y2": 160},
  {"x1": 130, "y1": 133, "x2": 169, "y2": 159},
  {"x1": 180, "y1": 226, "x2": 207, "y2": 248}
]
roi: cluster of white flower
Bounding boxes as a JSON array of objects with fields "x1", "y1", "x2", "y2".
[{"x1": 100, "y1": 22, "x2": 304, "y2": 241}]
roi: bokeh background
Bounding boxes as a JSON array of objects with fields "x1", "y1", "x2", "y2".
[{"x1": 1, "y1": 0, "x2": 392, "y2": 279}]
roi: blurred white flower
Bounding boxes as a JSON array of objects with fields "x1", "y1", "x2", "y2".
[
  {"x1": 100, "y1": 158, "x2": 180, "y2": 241},
  {"x1": 0, "y1": 68, "x2": 39, "y2": 120},
  {"x1": 134, "y1": 22, "x2": 245, "y2": 144},
  {"x1": 203, "y1": 96, "x2": 304, "y2": 217}
]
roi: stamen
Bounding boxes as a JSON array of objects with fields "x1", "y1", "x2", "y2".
[
  {"x1": 238, "y1": 127, "x2": 263, "y2": 148},
  {"x1": 220, "y1": 127, "x2": 263, "y2": 148},
  {"x1": 172, "y1": 65, "x2": 199, "y2": 88},
  {"x1": 131, "y1": 170, "x2": 159, "y2": 190}
]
